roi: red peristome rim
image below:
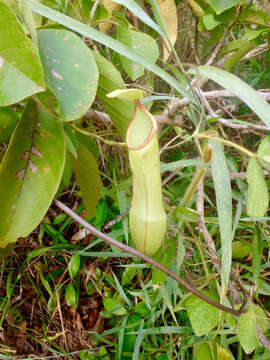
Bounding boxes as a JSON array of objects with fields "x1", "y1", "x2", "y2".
[{"x1": 126, "y1": 100, "x2": 157, "y2": 151}]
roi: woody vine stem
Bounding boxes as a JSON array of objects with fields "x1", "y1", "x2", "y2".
[{"x1": 55, "y1": 199, "x2": 247, "y2": 317}]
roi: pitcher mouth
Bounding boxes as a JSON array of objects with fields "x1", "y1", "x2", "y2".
[{"x1": 126, "y1": 100, "x2": 156, "y2": 151}]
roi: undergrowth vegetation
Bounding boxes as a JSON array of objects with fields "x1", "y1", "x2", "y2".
[{"x1": 0, "y1": 0, "x2": 270, "y2": 359}]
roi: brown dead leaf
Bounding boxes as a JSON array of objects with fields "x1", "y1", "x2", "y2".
[
  {"x1": 157, "y1": 0, "x2": 178, "y2": 62},
  {"x1": 99, "y1": 0, "x2": 121, "y2": 33},
  {"x1": 92, "y1": 316, "x2": 104, "y2": 333}
]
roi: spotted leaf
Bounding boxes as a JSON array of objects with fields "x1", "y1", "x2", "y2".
[
  {"x1": 117, "y1": 21, "x2": 159, "y2": 81},
  {"x1": 37, "y1": 29, "x2": 99, "y2": 121},
  {"x1": 0, "y1": 100, "x2": 65, "y2": 247}
]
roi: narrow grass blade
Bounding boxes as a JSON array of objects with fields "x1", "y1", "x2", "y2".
[
  {"x1": 160, "y1": 158, "x2": 203, "y2": 172},
  {"x1": 118, "y1": 315, "x2": 128, "y2": 360},
  {"x1": 112, "y1": 0, "x2": 165, "y2": 37},
  {"x1": 112, "y1": 272, "x2": 131, "y2": 306},
  {"x1": 132, "y1": 319, "x2": 144, "y2": 360}
]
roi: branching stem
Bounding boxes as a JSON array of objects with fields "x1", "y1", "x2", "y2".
[{"x1": 55, "y1": 199, "x2": 247, "y2": 317}]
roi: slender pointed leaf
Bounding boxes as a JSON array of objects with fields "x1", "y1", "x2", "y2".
[
  {"x1": 247, "y1": 158, "x2": 269, "y2": 218},
  {"x1": 71, "y1": 143, "x2": 102, "y2": 220},
  {"x1": 252, "y1": 226, "x2": 262, "y2": 284},
  {"x1": 195, "y1": 66, "x2": 270, "y2": 128},
  {"x1": 110, "y1": 0, "x2": 164, "y2": 37},
  {"x1": 210, "y1": 140, "x2": 232, "y2": 286}
]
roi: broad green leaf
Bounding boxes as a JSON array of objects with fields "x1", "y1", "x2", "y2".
[
  {"x1": 103, "y1": 297, "x2": 127, "y2": 316},
  {"x1": 247, "y1": 158, "x2": 269, "y2": 218},
  {"x1": 238, "y1": 303, "x2": 269, "y2": 354},
  {"x1": 65, "y1": 283, "x2": 78, "y2": 308},
  {"x1": 0, "y1": 100, "x2": 65, "y2": 247},
  {"x1": 232, "y1": 240, "x2": 252, "y2": 259},
  {"x1": 0, "y1": 107, "x2": 18, "y2": 144},
  {"x1": 210, "y1": 140, "x2": 232, "y2": 287},
  {"x1": 28, "y1": 0, "x2": 196, "y2": 104},
  {"x1": 37, "y1": 29, "x2": 99, "y2": 121},
  {"x1": 93, "y1": 51, "x2": 135, "y2": 138},
  {"x1": 107, "y1": 88, "x2": 146, "y2": 101},
  {"x1": 118, "y1": 22, "x2": 159, "y2": 80},
  {"x1": 245, "y1": 10, "x2": 270, "y2": 28},
  {"x1": 193, "y1": 342, "x2": 214, "y2": 360},
  {"x1": 207, "y1": 0, "x2": 241, "y2": 15},
  {"x1": 194, "y1": 66, "x2": 270, "y2": 129},
  {"x1": 184, "y1": 290, "x2": 220, "y2": 336},
  {"x1": 244, "y1": 26, "x2": 268, "y2": 41},
  {"x1": 258, "y1": 135, "x2": 270, "y2": 171},
  {"x1": 224, "y1": 41, "x2": 254, "y2": 72},
  {"x1": 0, "y1": 55, "x2": 44, "y2": 106},
  {"x1": 0, "y1": 0, "x2": 44, "y2": 87},
  {"x1": 68, "y1": 253, "x2": 81, "y2": 280},
  {"x1": 71, "y1": 143, "x2": 102, "y2": 220},
  {"x1": 203, "y1": 12, "x2": 222, "y2": 30}
]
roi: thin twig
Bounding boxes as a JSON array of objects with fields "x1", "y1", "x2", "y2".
[
  {"x1": 54, "y1": 199, "x2": 247, "y2": 316},
  {"x1": 206, "y1": 5, "x2": 242, "y2": 66},
  {"x1": 156, "y1": 89, "x2": 270, "y2": 127},
  {"x1": 104, "y1": 210, "x2": 129, "y2": 230},
  {"x1": 196, "y1": 180, "x2": 219, "y2": 263}
]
